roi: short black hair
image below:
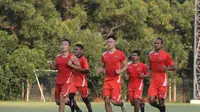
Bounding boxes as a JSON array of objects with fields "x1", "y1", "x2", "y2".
[
  {"x1": 107, "y1": 35, "x2": 117, "y2": 41},
  {"x1": 62, "y1": 39, "x2": 71, "y2": 46},
  {"x1": 132, "y1": 50, "x2": 141, "y2": 56},
  {"x1": 156, "y1": 37, "x2": 164, "y2": 44},
  {"x1": 75, "y1": 44, "x2": 84, "y2": 50}
]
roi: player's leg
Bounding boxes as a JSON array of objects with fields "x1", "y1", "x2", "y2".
[
  {"x1": 157, "y1": 86, "x2": 168, "y2": 112},
  {"x1": 79, "y1": 87, "x2": 92, "y2": 112},
  {"x1": 110, "y1": 81, "x2": 127, "y2": 112},
  {"x1": 103, "y1": 81, "x2": 112, "y2": 112},
  {"x1": 59, "y1": 94, "x2": 66, "y2": 112},
  {"x1": 148, "y1": 83, "x2": 160, "y2": 109},
  {"x1": 55, "y1": 84, "x2": 60, "y2": 106},
  {"x1": 104, "y1": 96, "x2": 112, "y2": 112},
  {"x1": 158, "y1": 98, "x2": 165, "y2": 112}
]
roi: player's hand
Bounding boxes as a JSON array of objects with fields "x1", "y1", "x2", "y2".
[
  {"x1": 161, "y1": 66, "x2": 168, "y2": 72},
  {"x1": 126, "y1": 74, "x2": 129, "y2": 80},
  {"x1": 67, "y1": 60, "x2": 72, "y2": 66},
  {"x1": 97, "y1": 67, "x2": 104, "y2": 75},
  {"x1": 140, "y1": 73, "x2": 145, "y2": 78},
  {"x1": 116, "y1": 70, "x2": 122, "y2": 74},
  {"x1": 47, "y1": 61, "x2": 53, "y2": 66}
]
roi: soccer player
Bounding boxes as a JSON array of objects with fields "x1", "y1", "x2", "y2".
[
  {"x1": 98, "y1": 35, "x2": 128, "y2": 112},
  {"x1": 69, "y1": 44, "x2": 93, "y2": 112},
  {"x1": 148, "y1": 37, "x2": 176, "y2": 112},
  {"x1": 48, "y1": 39, "x2": 82, "y2": 112},
  {"x1": 126, "y1": 50, "x2": 149, "y2": 112}
]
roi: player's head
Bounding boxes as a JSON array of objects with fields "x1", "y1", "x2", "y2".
[
  {"x1": 74, "y1": 44, "x2": 84, "y2": 57},
  {"x1": 106, "y1": 35, "x2": 117, "y2": 49},
  {"x1": 153, "y1": 37, "x2": 163, "y2": 51},
  {"x1": 61, "y1": 39, "x2": 71, "y2": 52},
  {"x1": 131, "y1": 50, "x2": 140, "y2": 61}
]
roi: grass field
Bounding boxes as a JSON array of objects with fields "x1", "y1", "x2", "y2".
[{"x1": 0, "y1": 101, "x2": 200, "y2": 112}]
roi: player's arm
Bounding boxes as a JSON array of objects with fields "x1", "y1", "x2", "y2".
[
  {"x1": 48, "y1": 61, "x2": 57, "y2": 70},
  {"x1": 140, "y1": 64, "x2": 150, "y2": 78},
  {"x1": 97, "y1": 63, "x2": 105, "y2": 74},
  {"x1": 116, "y1": 59, "x2": 128, "y2": 74},
  {"x1": 74, "y1": 58, "x2": 89, "y2": 74},
  {"x1": 162, "y1": 53, "x2": 176, "y2": 71},
  {"x1": 68, "y1": 55, "x2": 81, "y2": 70}
]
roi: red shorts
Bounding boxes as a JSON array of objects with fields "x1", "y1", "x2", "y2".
[
  {"x1": 128, "y1": 89, "x2": 143, "y2": 101},
  {"x1": 103, "y1": 79, "x2": 122, "y2": 102},
  {"x1": 148, "y1": 81, "x2": 168, "y2": 99},
  {"x1": 54, "y1": 83, "x2": 70, "y2": 100},
  {"x1": 69, "y1": 82, "x2": 89, "y2": 98}
]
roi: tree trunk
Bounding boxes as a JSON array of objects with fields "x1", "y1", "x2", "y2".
[
  {"x1": 26, "y1": 80, "x2": 31, "y2": 102},
  {"x1": 22, "y1": 82, "x2": 24, "y2": 100},
  {"x1": 169, "y1": 78, "x2": 172, "y2": 102},
  {"x1": 40, "y1": 84, "x2": 44, "y2": 101},
  {"x1": 173, "y1": 78, "x2": 176, "y2": 102}
]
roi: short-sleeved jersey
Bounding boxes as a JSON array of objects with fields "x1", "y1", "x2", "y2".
[
  {"x1": 127, "y1": 62, "x2": 148, "y2": 90},
  {"x1": 102, "y1": 50, "x2": 126, "y2": 81},
  {"x1": 55, "y1": 54, "x2": 73, "y2": 84},
  {"x1": 72, "y1": 55, "x2": 89, "y2": 87},
  {"x1": 149, "y1": 50, "x2": 174, "y2": 86}
]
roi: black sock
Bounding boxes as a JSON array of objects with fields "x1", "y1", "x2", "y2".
[
  {"x1": 140, "y1": 102, "x2": 145, "y2": 112},
  {"x1": 159, "y1": 106, "x2": 165, "y2": 112}
]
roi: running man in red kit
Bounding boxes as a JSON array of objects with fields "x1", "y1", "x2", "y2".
[
  {"x1": 69, "y1": 44, "x2": 93, "y2": 112},
  {"x1": 148, "y1": 37, "x2": 176, "y2": 112},
  {"x1": 98, "y1": 35, "x2": 128, "y2": 112},
  {"x1": 48, "y1": 39, "x2": 82, "y2": 112},
  {"x1": 126, "y1": 50, "x2": 149, "y2": 112}
]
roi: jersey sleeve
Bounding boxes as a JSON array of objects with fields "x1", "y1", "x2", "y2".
[
  {"x1": 166, "y1": 53, "x2": 175, "y2": 66},
  {"x1": 120, "y1": 52, "x2": 126, "y2": 62},
  {"x1": 83, "y1": 57, "x2": 89, "y2": 70},
  {"x1": 101, "y1": 55, "x2": 105, "y2": 64},
  {"x1": 142, "y1": 64, "x2": 149, "y2": 75}
]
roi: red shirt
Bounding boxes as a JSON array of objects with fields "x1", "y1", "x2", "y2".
[
  {"x1": 102, "y1": 50, "x2": 126, "y2": 81},
  {"x1": 72, "y1": 56, "x2": 89, "y2": 87},
  {"x1": 127, "y1": 62, "x2": 148, "y2": 90},
  {"x1": 55, "y1": 54, "x2": 73, "y2": 84},
  {"x1": 149, "y1": 50, "x2": 174, "y2": 86}
]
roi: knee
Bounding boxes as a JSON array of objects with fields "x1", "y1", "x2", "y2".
[
  {"x1": 69, "y1": 93, "x2": 75, "y2": 100},
  {"x1": 148, "y1": 97, "x2": 156, "y2": 104},
  {"x1": 130, "y1": 100, "x2": 135, "y2": 106},
  {"x1": 55, "y1": 100, "x2": 60, "y2": 105},
  {"x1": 82, "y1": 97, "x2": 90, "y2": 104},
  {"x1": 60, "y1": 95, "x2": 66, "y2": 103},
  {"x1": 104, "y1": 97, "x2": 110, "y2": 104}
]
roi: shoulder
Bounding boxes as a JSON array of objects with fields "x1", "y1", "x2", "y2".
[
  {"x1": 81, "y1": 56, "x2": 88, "y2": 62},
  {"x1": 116, "y1": 50, "x2": 125, "y2": 56},
  {"x1": 56, "y1": 54, "x2": 62, "y2": 58},
  {"x1": 161, "y1": 50, "x2": 171, "y2": 56},
  {"x1": 128, "y1": 62, "x2": 132, "y2": 66},
  {"x1": 139, "y1": 62, "x2": 146, "y2": 67},
  {"x1": 102, "y1": 51, "x2": 108, "y2": 56},
  {"x1": 149, "y1": 51, "x2": 154, "y2": 56}
]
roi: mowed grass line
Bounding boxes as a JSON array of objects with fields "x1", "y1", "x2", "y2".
[{"x1": 0, "y1": 101, "x2": 200, "y2": 112}]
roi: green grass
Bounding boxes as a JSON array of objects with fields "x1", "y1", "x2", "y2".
[{"x1": 0, "y1": 101, "x2": 200, "y2": 112}]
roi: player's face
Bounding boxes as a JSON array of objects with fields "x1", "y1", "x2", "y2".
[
  {"x1": 153, "y1": 39, "x2": 163, "y2": 51},
  {"x1": 61, "y1": 41, "x2": 70, "y2": 52},
  {"x1": 74, "y1": 46, "x2": 82, "y2": 57},
  {"x1": 131, "y1": 53, "x2": 139, "y2": 61},
  {"x1": 107, "y1": 38, "x2": 116, "y2": 49}
]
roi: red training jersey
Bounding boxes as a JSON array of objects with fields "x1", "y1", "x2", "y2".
[
  {"x1": 149, "y1": 50, "x2": 174, "y2": 86},
  {"x1": 102, "y1": 50, "x2": 126, "y2": 81},
  {"x1": 72, "y1": 56, "x2": 89, "y2": 87},
  {"x1": 127, "y1": 62, "x2": 148, "y2": 90},
  {"x1": 55, "y1": 54, "x2": 73, "y2": 84}
]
